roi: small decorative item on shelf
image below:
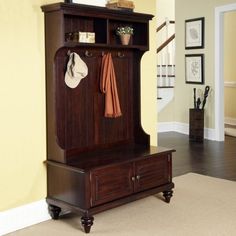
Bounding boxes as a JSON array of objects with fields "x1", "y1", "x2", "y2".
[
  {"x1": 65, "y1": 32, "x2": 95, "y2": 43},
  {"x1": 116, "y1": 26, "x2": 134, "y2": 45},
  {"x1": 79, "y1": 32, "x2": 95, "y2": 43}
]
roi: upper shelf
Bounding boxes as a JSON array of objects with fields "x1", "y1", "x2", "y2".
[
  {"x1": 41, "y1": 2, "x2": 153, "y2": 50},
  {"x1": 41, "y1": 2, "x2": 153, "y2": 21},
  {"x1": 64, "y1": 42, "x2": 148, "y2": 51}
]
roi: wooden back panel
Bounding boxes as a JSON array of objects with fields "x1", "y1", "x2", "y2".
[{"x1": 55, "y1": 48, "x2": 133, "y2": 155}]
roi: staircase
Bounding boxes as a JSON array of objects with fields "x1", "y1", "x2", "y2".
[{"x1": 157, "y1": 18, "x2": 175, "y2": 112}]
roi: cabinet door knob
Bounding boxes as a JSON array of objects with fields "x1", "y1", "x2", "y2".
[
  {"x1": 131, "y1": 176, "x2": 135, "y2": 181},
  {"x1": 136, "y1": 175, "x2": 140, "y2": 180}
]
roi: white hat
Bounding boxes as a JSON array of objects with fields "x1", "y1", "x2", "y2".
[{"x1": 65, "y1": 52, "x2": 88, "y2": 88}]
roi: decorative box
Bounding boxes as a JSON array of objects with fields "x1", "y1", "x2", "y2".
[{"x1": 79, "y1": 32, "x2": 95, "y2": 43}]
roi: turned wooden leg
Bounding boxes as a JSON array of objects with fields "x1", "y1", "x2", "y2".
[
  {"x1": 163, "y1": 190, "x2": 173, "y2": 203},
  {"x1": 48, "y1": 204, "x2": 61, "y2": 220},
  {"x1": 81, "y1": 215, "x2": 94, "y2": 233}
]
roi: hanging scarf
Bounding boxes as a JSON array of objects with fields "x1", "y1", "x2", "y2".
[{"x1": 100, "y1": 53, "x2": 122, "y2": 118}]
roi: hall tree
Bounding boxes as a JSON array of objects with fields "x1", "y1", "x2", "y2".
[{"x1": 41, "y1": 2, "x2": 175, "y2": 233}]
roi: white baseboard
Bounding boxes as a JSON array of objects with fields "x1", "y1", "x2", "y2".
[
  {"x1": 157, "y1": 122, "x2": 175, "y2": 133},
  {"x1": 0, "y1": 199, "x2": 50, "y2": 235},
  {"x1": 158, "y1": 122, "x2": 188, "y2": 134},
  {"x1": 158, "y1": 122, "x2": 216, "y2": 140},
  {"x1": 204, "y1": 127, "x2": 216, "y2": 140},
  {"x1": 173, "y1": 122, "x2": 189, "y2": 134},
  {"x1": 225, "y1": 117, "x2": 236, "y2": 126}
]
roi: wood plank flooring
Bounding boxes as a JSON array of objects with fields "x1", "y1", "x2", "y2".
[{"x1": 158, "y1": 132, "x2": 236, "y2": 181}]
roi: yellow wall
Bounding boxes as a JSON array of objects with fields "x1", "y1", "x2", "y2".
[
  {"x1": 0, "y1": 0, "x2": 57, "y2": 212},
  {"x1": 0, "y1": 0, "x2": 157, "y2": 211},
  {"x1": 175, "y1": 0, "x2": 236, "y2": 129},
  {"x1": 224, "y1": 11, "x2": 236, "y2": 119},
  {"x1": 135, "y1": 0, "x2": 157, "y2": 146}
]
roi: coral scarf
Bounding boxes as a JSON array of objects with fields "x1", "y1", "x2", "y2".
[{"x1": 100, "y1": 53, "x2": 122, "y2": 118}]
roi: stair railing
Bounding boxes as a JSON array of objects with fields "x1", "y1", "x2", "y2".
[
  {"x1": 156, "y1": 19, "x2": 175, "y2": 54},
  {"x1": 157, "y1": 18, "x2": 175, "y2": 88}
]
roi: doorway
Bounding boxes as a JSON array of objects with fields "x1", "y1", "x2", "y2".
[
  {"x1": 215, "y1": 3, "x2": 236, "y2": 141},
  {"x1": 223, "y1": 11, "x2": 236, "y2": 138}
]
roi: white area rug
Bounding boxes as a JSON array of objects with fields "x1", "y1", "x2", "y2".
[{"x1": 7, "y1": 173, "x2": 236, "y2": 236}]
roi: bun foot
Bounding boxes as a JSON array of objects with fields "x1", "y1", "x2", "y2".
[
  {"x1": 81, "y1": 215, "x2": 94, "y2": 233},
  {"x1": 48, "y1": 204, "x2": 61, "y2": 219},
  {"x1": 163, "y1": 190, "x2": 173, "y2": 203}
]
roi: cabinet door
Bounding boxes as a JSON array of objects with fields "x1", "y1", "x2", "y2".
[
  {"x1": 134, "y1": 155, "x2": 170, "y2": 193},
  {"x1": 90, "y1": 163, "x2": 134, "y2": 206}
]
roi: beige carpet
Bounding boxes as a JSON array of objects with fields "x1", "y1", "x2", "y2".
[{"x1": 7, "y1": 173, "x2": 236, "y2": 236}]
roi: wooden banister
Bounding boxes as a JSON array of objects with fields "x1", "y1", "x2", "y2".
[
  {"x1": 156, "y1": 20, "x2": 175, "y2": 33},
  {"x1": 156, "y1": 33, "x2": 175, "y2": 54}
]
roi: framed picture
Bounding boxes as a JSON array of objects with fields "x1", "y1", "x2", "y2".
[
  {"x1": 185, "y1": 54, "x2": 204, "y2": 84},
  {"x1": 185, "y1": 17, "x2": 204, "y2": 49}
]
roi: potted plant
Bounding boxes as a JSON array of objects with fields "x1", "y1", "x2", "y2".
[{"x1": 116, "y1": 26, "x2": 134, "y2": 45}]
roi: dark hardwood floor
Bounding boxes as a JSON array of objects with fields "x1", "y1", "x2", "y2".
[{"x1": 158, "y1": 132, "x2": 236, "y2": 181}]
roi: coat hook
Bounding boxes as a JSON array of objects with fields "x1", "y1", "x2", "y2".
[
  {"x1": 117, "y1": 52, "x2": 125, "y2": 58},
  {"x1": 67, "y1": 50, "x2": 71, "y2": 56},
  {"x1": 85, "y1": 50, "x2": 93, "y2": 57}
]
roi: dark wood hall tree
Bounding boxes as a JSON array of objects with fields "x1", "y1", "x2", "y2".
[{"x1": 41, "y1": 2, "x2": 175, "y2": 233}]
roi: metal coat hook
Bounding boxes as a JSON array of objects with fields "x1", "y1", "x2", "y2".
[
  {"x1": 117, "y1": 52, "x2": 125, "y2": 58},
  {"x1": 67, "y1": 50, "x2": 71, "y2": 56},
  {"x1": 85, "y1": 50, "x2": 93, "y2": 57}
]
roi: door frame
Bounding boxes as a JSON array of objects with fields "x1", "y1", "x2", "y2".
[{"x1": 215, "y1": 3, "x2": 236, "y2": 141}]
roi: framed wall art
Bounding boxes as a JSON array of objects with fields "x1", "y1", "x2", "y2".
[
  {"x1": 185, "y1": 54, "x2": 204, "y2": 84},
  {"x1": 185, "y1": 17, "x2": 204, "y2": 49}
]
